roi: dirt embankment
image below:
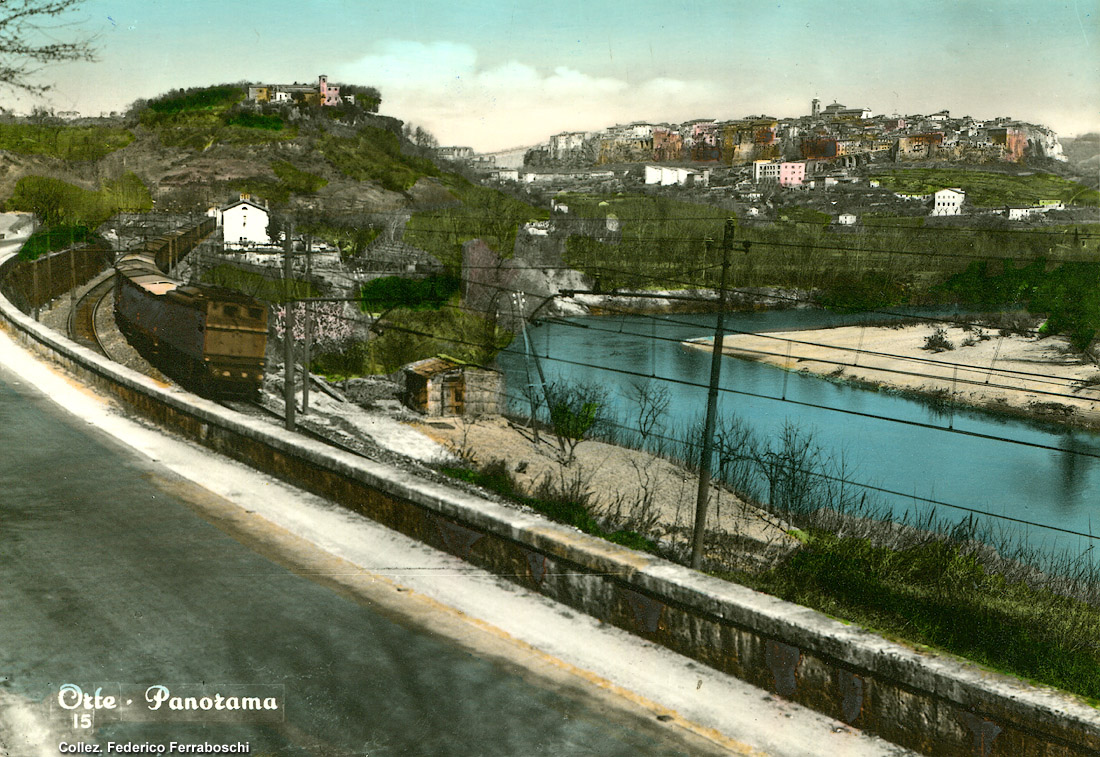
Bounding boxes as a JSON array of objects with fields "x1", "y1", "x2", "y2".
[
  {"x1": 413, "y1": 415, "x2": 796, "y2": 568},
  {"x1": 689, "y1": 322, "x2": 1100, "y2": 428}
]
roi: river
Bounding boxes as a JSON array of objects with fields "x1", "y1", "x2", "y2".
[{"x1": 498, "y1": 309, "x2": 1100, "y2": 562}]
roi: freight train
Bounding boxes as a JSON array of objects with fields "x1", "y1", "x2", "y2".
[{"x1": 114, "y1": 221, "x2": 269, "y2": 397}]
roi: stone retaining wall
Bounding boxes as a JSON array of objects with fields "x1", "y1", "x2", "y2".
[{"x1": 1, "y1": 248, "x2": 1097, "y2": 756}]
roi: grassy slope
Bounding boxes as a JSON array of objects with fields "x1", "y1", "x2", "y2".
[
  {"x1": 140, "y1": 85, "x2": 298, "y2": 150},
  {"x1": 316, "y1": 126, "x2": 439, "y2": 192},
  {"x1": 873, "y1": 168, "x2": 1099, "y2": 207},
  {"x1": 724, "y1": 532, "x2": 1100, "y2": 701},
  {"x1": 403, "y1": 174, "x2": 548, "y2": 268},
  {"x1": 0, "y1": 122, "x2": 133, "y2": 161}
]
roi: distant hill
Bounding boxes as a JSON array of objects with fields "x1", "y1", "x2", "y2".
[
  {"x1": 0, "y1": 83, "x2": 464, "y2": 224},
  {"x1": 0, "y1": 83, "x2": 551, "y2": 279}
]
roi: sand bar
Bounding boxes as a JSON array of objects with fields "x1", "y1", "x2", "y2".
[{"x1": 689, "y1": 322, "x2": 1100, "y2": 428}]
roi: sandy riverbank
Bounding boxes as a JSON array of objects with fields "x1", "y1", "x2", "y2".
[{"x1": 688, "y1": 322, "x2": 1100, "y2": 427}]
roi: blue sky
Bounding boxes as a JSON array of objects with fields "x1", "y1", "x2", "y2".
[{"x1": 16, "y1": 0, "x2": 1100, "y2": 150}]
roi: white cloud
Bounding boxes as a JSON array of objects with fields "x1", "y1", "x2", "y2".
[{"x1": 338, "y1": 40, "x2": 718, "y2": 151}]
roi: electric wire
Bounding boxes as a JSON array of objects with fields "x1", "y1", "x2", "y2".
[{"x1": 496, "y1": 388, "x2": 1100, "y2": 544}]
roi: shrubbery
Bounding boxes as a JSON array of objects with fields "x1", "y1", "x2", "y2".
[
  {"x1": 317, "y1": 126, "x2": 439, "y2": 192},
  {"x1": 359, "y1": 275, "x2": 459, "y2": 312},
  {"x1": 404, "y1": 175, "x2": 547, "y2": 267},
  {"x1": 18, "y1": 225, "x2": 93, "y2": 260},
  {"x1": 922, "y1": 327, "x2": 955, "y2": 352},
  {"x1": 5, "y1": 173, "x2": 152, "y2": 233},
  {"x1": 941, "y1": 258, "x2": 1100, "y2": 353}
]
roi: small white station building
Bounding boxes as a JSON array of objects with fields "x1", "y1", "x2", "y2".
[{"x1": 215, "y1": 194, "x2": 271, "y2": 249}]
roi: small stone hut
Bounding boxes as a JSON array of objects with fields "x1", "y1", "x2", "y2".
[{"x1": 403, "y1": 356, "x2": 502, "y2": 417}]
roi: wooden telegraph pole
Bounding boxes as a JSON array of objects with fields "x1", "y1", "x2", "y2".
[
  {"x1": 302, "y1": 235, "x2": 312, "y2": 413},
  {"x1": 690, "y1": 218, "x2": 741, "y2": 570},
  {"x1": 283, "y1": 222, "x2": 296, "y2": 431}
]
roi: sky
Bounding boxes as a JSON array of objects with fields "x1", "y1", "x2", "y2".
[{"x1": 10, "y1": 0, "x2": 1100, "y2": 152}]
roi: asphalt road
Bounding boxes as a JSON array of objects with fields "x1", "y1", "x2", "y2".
[{"x1": 0, "y1": 363, "x2": 732, "y2": 756}]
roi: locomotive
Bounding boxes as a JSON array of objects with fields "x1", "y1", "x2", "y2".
[{"x1": 114, "y1": 222, "x2": 269, "y2": 397}]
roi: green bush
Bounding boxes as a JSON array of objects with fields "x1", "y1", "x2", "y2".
[
  {"x1": 311, "y1": 339, "x2": 371, "y2": 381},
  {"x1": 922, "y1": 327, "x2": 955, "y2": 352},
  {"x1": 18, "y1": 225, "x2": 92, "y2": 260},
  {"x1": 359, "y1": 275, "x2": 459, "y2": 311},
  {"x1": 941, "y1": 259, "x2": 1100, "y2": 353},
  {"x1": 5, "y1": 173, "x2": 151, "y2": 230},
  {"x1": 144, "y1": 85, "x2": 244, "y2": 117},
  {"x1": 366, "y1": 306, "x2": 511, "y2": 374}
]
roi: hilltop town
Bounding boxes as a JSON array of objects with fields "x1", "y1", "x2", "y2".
[
  {"x1": 522, "y1": 100, "x2": 1066, "y2": 170},
  {"x1": 432, "y1": 100, "x2": 1094, "y2": 224}
]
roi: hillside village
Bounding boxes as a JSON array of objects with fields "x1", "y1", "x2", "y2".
[
  {"x1": 521, "y1": 99, "x2": 1066, "y2": 170},
  {"x1": 435, "y1": 100, "x2": 1088, "y2": 224}
]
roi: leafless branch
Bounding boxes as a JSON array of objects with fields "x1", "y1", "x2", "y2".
[{"x1": 0, "y1": 0, "x2": 95, "y2": 93}]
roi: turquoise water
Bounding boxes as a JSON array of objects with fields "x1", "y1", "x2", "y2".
[{"x1": 498, "y1": 310, "x2": 1100, "y2": 560}]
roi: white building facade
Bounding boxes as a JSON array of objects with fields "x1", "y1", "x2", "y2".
[
  {"x1": 752, "y1": 160, "x2": 781, "y2": 183},
  {"x1": 644, "y1": 165, "x2": 707, "y2": 187},
  {"x1": 220, "y1": 196, "x2": 271, "y2": 248},
  {"x1": 931, "y1": 188, "x2": 965, "y2": 216}
]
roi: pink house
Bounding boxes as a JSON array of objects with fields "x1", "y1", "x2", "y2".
[
  {"x1": 319, "y1": 74, "x2": 341, "y2": 106},
  {"x1": 779, "y1": 161, "x2": 806, "y2": 187}
]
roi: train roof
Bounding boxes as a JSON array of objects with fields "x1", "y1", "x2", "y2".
[
  {"x1": 132, "y1": 275, "x2": 180, "y2": 295},
  {"x1": 117, "y1": 249, "x2": 266, "y2": 307}
]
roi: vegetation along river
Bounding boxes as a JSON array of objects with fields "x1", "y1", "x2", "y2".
[{"x1": 497, "y1": 309, "x2": 1100, "y2": 563}]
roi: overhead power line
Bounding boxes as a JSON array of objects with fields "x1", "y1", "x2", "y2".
[
  {"x1": 367, "y1": 315, "x2": 1100, "y2": 464},
  {"x1": 495, "y1": 388, "x2": 1100, "y2": 545}
]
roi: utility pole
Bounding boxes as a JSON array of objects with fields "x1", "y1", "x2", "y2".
[
  {"x1": 32, "y1": 257, "x2": 39, "y2": 321},
  {"x1": 515, "y1": 291, "x2": 550, "y2": 439},
  {"x1": 69, "y1": 239, "x2": 76, "y2": 309},
  {"x1": 690, "y1": 218, "x2": 741, "y2": 570},
  {"x1": 302, "y1": 234, "x2": 312, "y2": 413},
  {"x1": 283, "y1": 222, "x2": 296, "y2": 431}
]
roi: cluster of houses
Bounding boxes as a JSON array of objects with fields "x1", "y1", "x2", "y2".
[
  {"x1": 247, "y1": 75, "x2": 352, "y2": 108},
  {"x1": 522, "y1": 101, "x2": 1065, "y2": 173},
  {"x1": 918, "y1": 188, "x2": 1065, "y2": 220}
]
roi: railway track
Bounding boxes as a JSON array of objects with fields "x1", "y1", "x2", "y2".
[
  {"x1": 67, "y1": 274, "x2": 116, "y2": 358},
  {"x1": 217, "y1": 397, "x2": 376, "y2": 460}
]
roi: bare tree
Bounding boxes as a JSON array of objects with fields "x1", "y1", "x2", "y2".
[
  {"x1": 622, "y1": 379, "x2": 670, "y2": 447},
  {"x1": 0, "y1": 0, "x2": 95, "y2": 93}
]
